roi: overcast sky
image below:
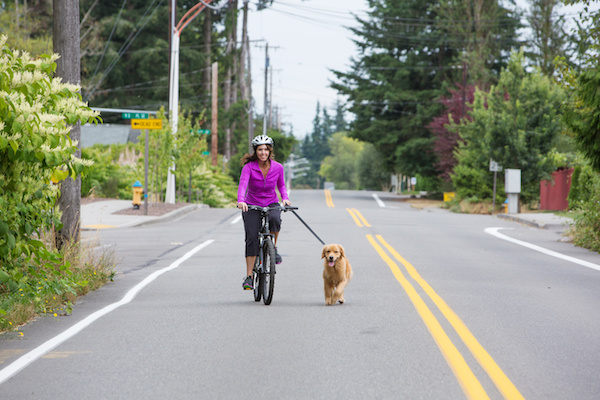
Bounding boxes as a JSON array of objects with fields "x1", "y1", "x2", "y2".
[
  {"x1": 245, "y1": 0, "x2": 596, "y2": 140},
  {"x1": 246, "y1": 0, "x2": 368, "y2": 139}
]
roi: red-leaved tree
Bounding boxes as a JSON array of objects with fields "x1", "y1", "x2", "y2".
[{"x1": 428, "y1": 84, "x2": 476, "y2": 182}]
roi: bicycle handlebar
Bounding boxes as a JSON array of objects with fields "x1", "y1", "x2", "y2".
[{"x1": 246, "y1": 205, "x2": 298, "y2": 213}]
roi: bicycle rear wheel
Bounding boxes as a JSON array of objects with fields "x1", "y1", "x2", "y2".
[
  {"x1": 261, "y1": 238, "x2": 276, "y2": 305},
  {"x1": 253, "y1": 256, "x2": 262, "y2": 302}
]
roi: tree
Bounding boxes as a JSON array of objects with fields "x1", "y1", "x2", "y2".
[
  {"x1": 427, "y1": 83, "x2": 476, "y2": 183},
  {"x1": 319, "y1": 132, "x2": 364, "y2": 190},
  {"x1": 0, "y1": 0, "x2": 53, "y2": 55},
  {"x1": 563, "y1": 68, "x2": 600, "y2": 172},
  {"x1": 451, "y1": 50, "x2": 568, "y2": 202},
  {"x1": 561, "y1": 1, "x2": 600, "y2": 172},
  {"x1": 526, "y1": 0, "x2": 572, "y2": 75},
  {"x1": 296, "y1": 102, "x2": 334, "y2": 188},
  {"x1": 136, "y1": 109, "x2": 175, "y2": 202},
  {"x1": 358, "y1": 142, "x2": 390, "y2": 191},
  {"x1": 54, "y1": 0, "x2": 83, "y2": 246},
  {"x1": 333, "y1": 0, "x2": 521, "y2": 184},
  {"x1": 332, "y1": 99, "x2": 347, "y2": 133},
  {"x1": 436, "y1": 0, "x2": 523, "y2": 85}
]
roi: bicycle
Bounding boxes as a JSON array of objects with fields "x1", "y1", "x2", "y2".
[{"x1": 247, "y1": 204, "x2": 298, "y2": 305}]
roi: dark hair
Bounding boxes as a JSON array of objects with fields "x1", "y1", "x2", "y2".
[{"x1": 240, "y1": 144, "x2": 274, "y2": 166}]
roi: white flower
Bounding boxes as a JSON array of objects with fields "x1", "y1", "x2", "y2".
[{"x1": 71, "y1": 155, "x2": 94, "y2": 167}]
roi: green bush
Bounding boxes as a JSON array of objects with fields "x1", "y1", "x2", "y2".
[
  {"x1": 0, "y1": 35, "x2": 102, "y2": 328},
  {"x1": 568, "y1": 164, "x2": 595, "y2": 210},
  {"x1": 81, "y1": 144, "x2": 140, "y2": 199},
  {"x1": 571, "y1": 174, "x2": 600, "y2": 252}
]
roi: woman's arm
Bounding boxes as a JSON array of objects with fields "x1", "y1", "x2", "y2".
[
  {"x1": 277, "y1": 163, "x2": 290, "y2": 205},
  {"x1": 237, "y1": 164, "x2": 250, "y2": 208}
]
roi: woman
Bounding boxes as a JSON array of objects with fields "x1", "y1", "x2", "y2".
[{"x1": 237, "y1": 134, "x2": 291, "y2": 290}]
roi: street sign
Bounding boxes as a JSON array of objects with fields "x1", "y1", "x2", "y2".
[
  {"x1": 131, "y1": 119, "x2": 162, "y2": 130},
  {"x1": 122, "y1": 112, "x2": 149, "y2": 119},
  {"x1": 198, "y1": 129, "x2": 210, "y2": 135},
  {"x1": 201, "y1": 151, "x2": 210, "y2": 155},
  {"x1": 489, "y1": 159, "x2": 502, "y2": 172}
]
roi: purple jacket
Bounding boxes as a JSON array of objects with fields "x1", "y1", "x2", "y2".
[{"x1": 237, "y1": 160, "x2": 289, "y2": 207}]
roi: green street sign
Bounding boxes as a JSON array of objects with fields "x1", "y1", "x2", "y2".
[
  {"x1": 122, "y1": 112, "x2": 149, "y2": 119},
  {"x1": 202, "y1": 151, "x2": 210, "y2": 155},
  {"x1": 198, "y1": 129, "x2": 210, "y2": 135}
]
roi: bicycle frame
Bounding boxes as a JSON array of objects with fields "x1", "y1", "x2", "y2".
[{"x1": 247, "y1": 205, "x2": 297, "y2": 305}]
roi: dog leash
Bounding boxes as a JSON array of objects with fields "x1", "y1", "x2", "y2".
[{"x1": 290, "y1": 210, "x2": 326, "y2": 245}]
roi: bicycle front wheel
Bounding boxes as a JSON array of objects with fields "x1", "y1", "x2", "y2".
[
  {"x1": 253, "y1": 256, "x2": 262, "y2": 302},
  {"x1": 261, "y1": 238, "x2": 276, "y2": 305}
]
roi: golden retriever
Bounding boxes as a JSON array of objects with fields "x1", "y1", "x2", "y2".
[{"x1": 321, "y1": 244, "x2": 353, "y2": 305}]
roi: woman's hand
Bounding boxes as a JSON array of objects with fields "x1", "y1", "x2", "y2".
[
  {"x1": 238, "y1": 202, "x2": 248, "y2": 212},
  {"x1": 282, "y1": 199, "x2": 291, "y2": 207}
]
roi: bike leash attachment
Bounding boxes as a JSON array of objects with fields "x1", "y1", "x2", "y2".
[{"x1": 290, "y1": 210, "x2": 326, "y2": 245}]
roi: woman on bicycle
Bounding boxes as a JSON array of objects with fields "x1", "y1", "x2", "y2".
[{"x1": 237, "y1": 134, "x2": 291, "y2": 290}]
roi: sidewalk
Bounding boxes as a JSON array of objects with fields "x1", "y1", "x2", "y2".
[
  {"x1": 81, "y1": 200, "x2": 202, "y2": 230},
  {"x1": 497, "y1": 212, "x2": 573, "y2": 231}
]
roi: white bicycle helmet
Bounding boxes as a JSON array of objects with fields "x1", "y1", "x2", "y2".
[{"x1": 252, "y1": 134, "x2": 274, "y2": 148}]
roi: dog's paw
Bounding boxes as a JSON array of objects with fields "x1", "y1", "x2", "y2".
[{"x1": 338, "y1": 298, "x2": 345, "y2": 304}]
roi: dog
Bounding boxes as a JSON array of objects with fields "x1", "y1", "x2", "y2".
[{"x1": 321, "y1": 244, "x2": 353, "y2": 305}]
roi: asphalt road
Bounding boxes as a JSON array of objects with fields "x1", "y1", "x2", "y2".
[{"x1": 1, "y1": 189, "x2": 600, "y2": 399}]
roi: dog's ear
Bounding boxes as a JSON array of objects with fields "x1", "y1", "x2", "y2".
[
  {"x1": 339, "y1": 244, "x2": 345, "y2": 257},
  {"x1": 321, "y1": 245, "x2": 327, "y2": 259}
]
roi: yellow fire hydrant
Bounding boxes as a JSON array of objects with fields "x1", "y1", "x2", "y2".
[{"x1": 132, "y1": 180, "x2": 143, "y2": 209}]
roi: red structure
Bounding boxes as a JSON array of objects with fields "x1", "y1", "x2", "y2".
[{"x1": 540, "y1": 168, "x2": 573, "y2": 211}]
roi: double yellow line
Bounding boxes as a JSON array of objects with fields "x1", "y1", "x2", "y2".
[
  {"x1": 349, "y1": 210, "x2": 523, "y2": 400},
  {"x1": 324, "y1": 189, "x2": 335, "y2": 208},
  {"x1": 346, "y1": 208, "x2": 371, "y2": 227}
]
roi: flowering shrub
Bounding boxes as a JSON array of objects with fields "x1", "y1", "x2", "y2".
[{"x1": 0, "y1": 35, "x2": 100, "y2": 307}]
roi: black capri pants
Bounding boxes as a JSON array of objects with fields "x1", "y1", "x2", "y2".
[{"x1": 242, "y1": 203, "x2": 282, "y2": 257}]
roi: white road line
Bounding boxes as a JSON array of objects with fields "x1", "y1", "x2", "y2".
[
  {"x1": 372, "y1": 193, "x2": 385, "y2": 208},
  {"x1": 485, "y1": 227, "x2": 600, "y2": 272},
  {"x1": 231, "y1": 214, "x2": 243, "y2": 224},
  {"x1": 0, "y1": 239, "x2": 215, "y2": 385}
]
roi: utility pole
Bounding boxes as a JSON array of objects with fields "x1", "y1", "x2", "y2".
[
  {"x1": 263, "y1": 43, "x2": 269, "y2": 136},
  {"x1": 246, "y1": 29, "x2": 254, "y2": 152},
  {"x1": 165, "y1": 0, "x2": 223, "y2": 203},
  {"x1": 241, "y1": 1, "x2": 254, "y2": 153},
  {"x1": 211, "y1": 62, "x2": 218, "y2": 166},
  {"x1": 53, "y1": 0, "x2": 81, "y2": 246}
]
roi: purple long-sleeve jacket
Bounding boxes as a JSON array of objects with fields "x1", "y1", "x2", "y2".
[{"x1": 237, "y1": 160, "x2": 289, "y2": 207}]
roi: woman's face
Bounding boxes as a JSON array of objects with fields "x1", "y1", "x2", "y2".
[{"x1": 256, "y1": 145, "x2": 270, "y2": 162}]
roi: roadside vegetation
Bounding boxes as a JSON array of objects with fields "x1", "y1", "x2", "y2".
[
  {"x1": 0, "y1": 36, "x2": 115, "y2": 332},
  {"x1": 2, "y1": 0, "x2": 600, "y2": 334}
]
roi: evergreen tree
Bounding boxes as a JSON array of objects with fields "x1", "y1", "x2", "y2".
[
  {"x1": 526, "y1": 0, "x2": 572, "y2": 75},
  {"x1": 333, "y1": 99, "x2": 347, "y2": 133},
  {"x1": 296, "y1": 102, "x2": 336, "y2": 188},
  {"x1": 333, "y1": 0, "x2": 521, "y2": 183}
]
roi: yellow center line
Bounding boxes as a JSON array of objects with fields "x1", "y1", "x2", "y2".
[
  {"x1": 324, "y1": 189, "x2": 335, "y2": 208},
  {"x1": 366, "y1": 235, "x2": 490, "y2": 400},
  {"x1": 375, "y1": 235, "x2": 524, "y2": 400},
  {"x1": 346, "y1": 208, "x2": 363, "y2": 227},
  {"x1": 351, "y1": 208, "x2": 371, "y2": 227}
]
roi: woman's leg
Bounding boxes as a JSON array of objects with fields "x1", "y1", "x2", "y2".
[
  {"x1": 242, "y1": 210, "x2": 261, "y2": 277},
  {"x1": 246, "y1": 256, "x2": 256, "y2": 277}
]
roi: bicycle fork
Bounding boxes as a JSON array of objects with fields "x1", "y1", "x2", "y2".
[{"x1": 255, "y1": 233, "x2": 274, "y2": 272}]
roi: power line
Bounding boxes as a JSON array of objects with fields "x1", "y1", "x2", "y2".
[{"x1": 85, "y1": 0, "x2": 165, "y2": 101}]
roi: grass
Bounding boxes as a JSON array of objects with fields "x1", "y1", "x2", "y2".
[{"x1": 0, "y1": 232, "x2": 116, "y2": 334}]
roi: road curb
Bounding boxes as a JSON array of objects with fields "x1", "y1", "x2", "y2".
[
  {"x1": 497, "y1": 213, "x2": 572, "y2": 231},
  {"x1": 134, "y1": 204, "x2": 208, "y2": 227}
]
